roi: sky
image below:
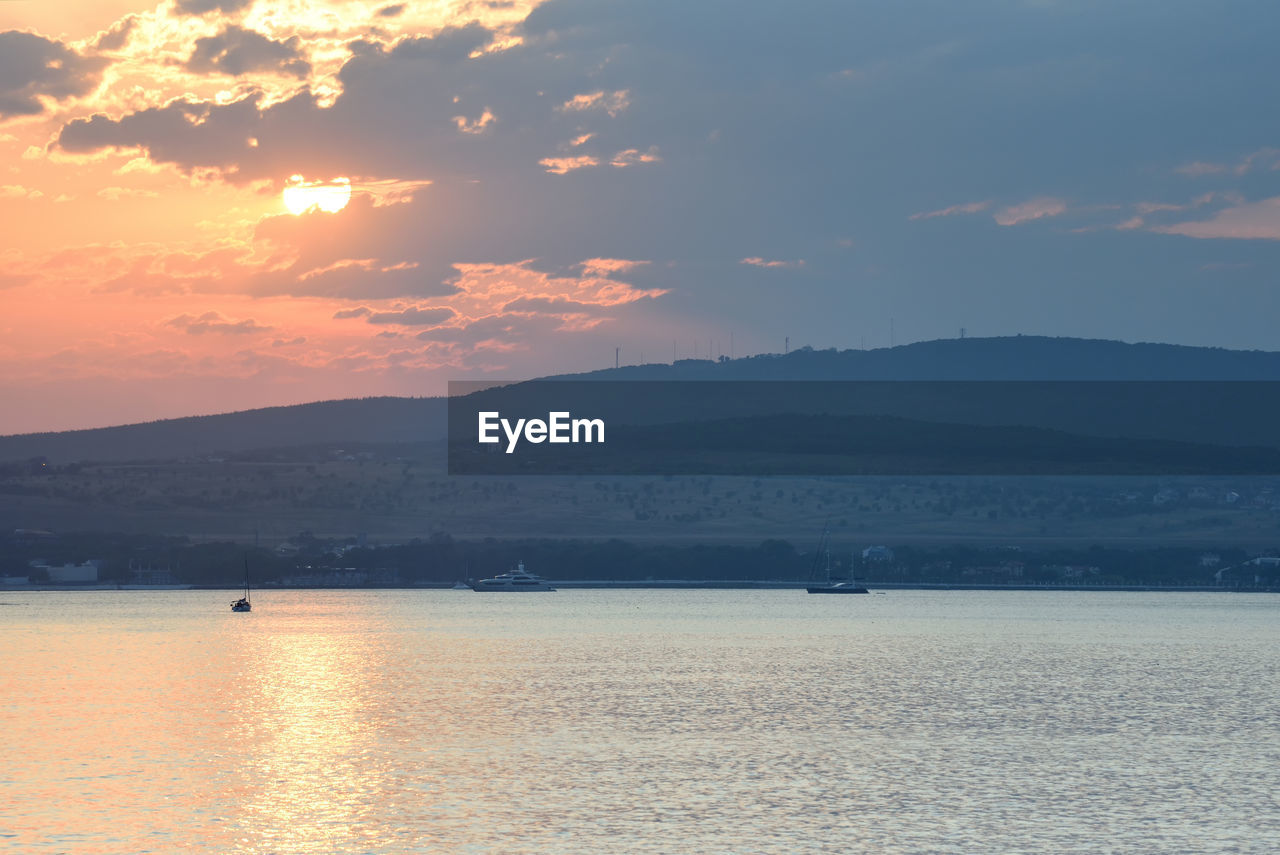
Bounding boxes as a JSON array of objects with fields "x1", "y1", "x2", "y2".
[{"x1": 3, "y1": 0, "x2": 1280, "y2": 433}]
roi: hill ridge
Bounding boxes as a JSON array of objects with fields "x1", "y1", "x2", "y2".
[{"x1": 7, "y1": 335, "x2": 1280, "y2": 461}]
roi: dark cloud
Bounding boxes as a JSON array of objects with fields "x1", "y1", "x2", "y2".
[
  {"x1": 186, "y1": 25, "x2": 310, "y2": 78},
  {"x1": 59, "y1": 94, "x2": 267, "y2": 175},
  {"x1": 173, "y1": 0, "x2": 255, "y2": 15},
  {"x1": 376, "y1": 4, "x2": 407, "y2": 18},
  {"x1": 94, "y1": 16, "x2": 138, "y2": 52},
  {"x1": 168, "y1": 311, "x2": 272, "y2": 334},
  {"x1": 412, "y1": 312, "x2": 582, "y2": 348},
  {"x1": 365, "y1": 306, "x2": 455, "y2": 325},
  {"x1": 0, "y1": 31, "x2": 108, "y2": 119},
  {"x1": 501, "y1": 296, "x2": 605, "y2": 314},
  {"x1": 333, "y1": 306, "x2": 372, "y2": 319},
  {"x1": 55, "y1": 23, "x2": 519, "y2": 181}
]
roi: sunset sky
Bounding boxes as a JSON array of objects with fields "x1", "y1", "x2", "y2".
[{"x1": 3, "y1": 0, "x2": 1280, "y2": 433}]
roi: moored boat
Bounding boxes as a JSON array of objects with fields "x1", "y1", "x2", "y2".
[
  {"x1": 471, "y1": 561, "x2": 556, "y2": 591},
  {"x1": 231, "y1": 557, "x2": 252, "y2": 611},
  {"x1": 805, "y1": 526, "x2": 870, "y2": 594}
]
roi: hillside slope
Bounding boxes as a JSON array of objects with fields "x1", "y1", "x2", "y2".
[{"x1": 7, "y1": 335, "x2": 1280, "y2": 463}]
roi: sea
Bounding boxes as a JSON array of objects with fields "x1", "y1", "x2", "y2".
[{"x1": 1, "y1": 589, "x2": 1276, "y2": 854}]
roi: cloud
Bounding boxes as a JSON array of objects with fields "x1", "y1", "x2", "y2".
[
  {"x1": 94, "y1": 16, "x2": 139, "y2": 52},
  {"x1": 364, "y1": 306, "x2": 456, "y2": 326},
  {"x1": 1174, "y1": 161, "x2": 1227, "y2": 178},
  {"x1": 1135, "y1": 201, "x2": 1191, "y2": 215},
  {"x1": 167, "y1": 311, "x2": 273, "y2": 334},
  {"x1": 30, "y1": 0, "x2": 1280, "y2": 409},
  {"x1": 993, "y1": 197, "x2": 1067, "y2": 226},
  {"x1": 97, "y1": 186, "x2": 159, "y2": 200},
  {"x1": 55, "y1": 23, "x2": 501, "y2": 181},
  {"x1": 0, "y1": 31, "x2": 108, "y2": 119},
  {"x1": 539, "y1": 155, "x2": 599, "y2": 174},
  {"x1": 1152, "y1": 196, "x2": 1280, "y2": 240},
  {"x1": 909, "y1": 200, "x2": 991, "y2": 220},
  {"x1": 185, "y1": 25, "x2": 311, "y2": 78},
  {"x1": 1103, "y1": 192, "x2": 1224, "y2": 231},
  {"x1": 0, "y1": 184, "x2": 43, "y2": 199},
  {"x1": 453, "y1": 108, "x2": 496, "y2": 134},
  {"x1": 58, "y1": 94, "x2": 271, "y2": 175},
  {"x1": 610, "y1": 146, "x2": 660, "y2": 167},
  {"x1": 1233, "y1": 147, "x2": 1280, "y2": 175},
  {"x1": 500, "y1": 295, "x2": 606, "y2": 315},
  {"x1": 173, "y1": 0, "x2": 255, "y2": 15},
  {"x1": 741, "y1": 257, "x2": 804, "y2": 268},
  {"x1": 284, "y1": 257, "x2": 434, "y2": 299},
  {"x1": 580, "y1": 258, "x2": 647, "y2": 276},
  {"x1": 558, "y1": 90, "x2": 630, "y2": 117},
  {"x1": 540, "y1": 147, "x2": 659, "y2": 174},
  {"x1": 449, "y1": 258, "x2": 667, "y2": 308},
  {"x1": 377, "y1": 4, "x2": 407, "y2": 17},
  {"x1": 1175, "y1": 148, "x2": 1280, "y2": 178}
]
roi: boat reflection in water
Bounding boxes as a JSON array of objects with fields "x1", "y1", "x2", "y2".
[{"x1": 471, "y1": 561, "x2": 556, "y2": 592}]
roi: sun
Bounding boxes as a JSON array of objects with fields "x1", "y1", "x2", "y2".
[{"x1": 282, "y1": 175, "x2": 352, "y2": 215}]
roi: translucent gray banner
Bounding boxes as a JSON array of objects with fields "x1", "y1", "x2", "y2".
[{"x1": 447, "y1": 380, "x2": 1280, "y2": 475}]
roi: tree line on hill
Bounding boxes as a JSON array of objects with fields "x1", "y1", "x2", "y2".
[{"x1": 3, "y1": 530, "x2": 1274, "y2": 589}]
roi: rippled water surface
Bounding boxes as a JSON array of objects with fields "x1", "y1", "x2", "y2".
[{"x1": 2, "y1": 590, "x2": 1277, "y2": 853}]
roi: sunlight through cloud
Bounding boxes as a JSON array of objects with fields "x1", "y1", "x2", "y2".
[{"x1": 282, "y1": 175, "x2": 351, "y2": 214}]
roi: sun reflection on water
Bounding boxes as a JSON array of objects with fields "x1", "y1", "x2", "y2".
[{"x1": 229, "y1": 619, "x2": 389, "y2": 852}]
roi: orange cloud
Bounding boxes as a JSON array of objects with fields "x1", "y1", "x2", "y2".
[
  {"x1": 558, "y1": 90, "x2": 630, "y2": 117},
  {"x1": 539, "y1": 155, "x2": 599, "y2": 174},
  {"x1": 610, "y1": 146, "x2": 660, "y2": 168}
]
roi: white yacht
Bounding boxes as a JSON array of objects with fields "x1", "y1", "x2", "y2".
[{"x1": 472, "y1": 561, "x2": 556, "y2": 592}]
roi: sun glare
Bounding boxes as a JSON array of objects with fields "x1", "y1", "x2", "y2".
[{"x1": 283, "y1": 175, "x2": 352, "y2": 215}]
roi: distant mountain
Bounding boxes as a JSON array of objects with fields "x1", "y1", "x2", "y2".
[
  {"x1": 6, "y1": 335, "x2": 1280, "y2": 462},
  {"x1": 559, "y1": 336, "x2": 1280, "y2": 381},
  {"x1": 0, "y1": 397, "x2": 445, "y2": 463}
]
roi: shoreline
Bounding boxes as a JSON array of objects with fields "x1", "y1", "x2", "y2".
[{"x1": 2, "y1": 581, "x2": 1272, "y2": 593}]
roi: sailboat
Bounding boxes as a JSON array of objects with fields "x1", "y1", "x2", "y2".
[
  {"x1": 231, "y1": 556, "x2": 252, "y2": 612},
  {"x1": 806, "y1": 525, "x2": 869, "y2": 594},
  {"x1": 451, "y1": 561, "x2": 473, "y2": 589}
]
